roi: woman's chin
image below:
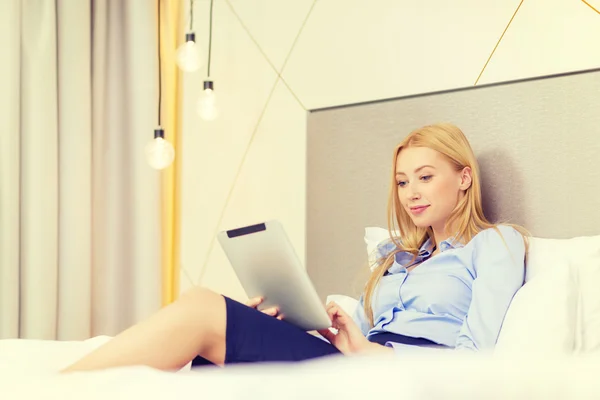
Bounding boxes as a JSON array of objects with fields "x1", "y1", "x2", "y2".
[{"x1": 411, "y1": 220, "x2": 431, "y2": 228}]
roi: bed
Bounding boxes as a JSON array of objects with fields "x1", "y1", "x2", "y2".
[
  {"x1": 2, "y1": 68, "x2": 600, "y2": 399},
  {"x1": 1, "y1": 336, "x2": 600, "y2": 398}
]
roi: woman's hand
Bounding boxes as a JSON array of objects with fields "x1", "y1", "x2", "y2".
[
  {"x1": 245, "y1": 297, "x2": 283, "y2": 320},
  {"x1": 317, "y1": 302, "x2": 388, "y2": 355}
]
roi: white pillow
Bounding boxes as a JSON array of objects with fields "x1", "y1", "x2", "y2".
[
  {"x1": 525, "y1": 236, "x2": 600, "y2": 282},
  {"x1": 494, "y1": 260, "x2": 578, "y2": 356},
  {"x1": 364, "y1": 227, "x2": 397, "y2": 270},
  {"x1": 364, "y1": 227, "x2": 392, "y2": 256},
  {"x1": 572, "y1": 252, "x2": 600, "y2": 353}
]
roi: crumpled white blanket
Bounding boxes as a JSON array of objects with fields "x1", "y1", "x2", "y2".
[{"x1": 1, "y1": 336, "x2": 599, "y2": 399}]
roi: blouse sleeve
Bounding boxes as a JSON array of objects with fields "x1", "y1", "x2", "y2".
[{"x1": 454, "y1": 226, "x2": 526, "y2": 351}]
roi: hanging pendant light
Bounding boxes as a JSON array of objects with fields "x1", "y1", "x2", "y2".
[
  {"x1": 147, "y1": 0, "x2": 175, "y2": 170},
  {"x1": 197, "y1": 0, "x2": 219, "y2": 121},
  {"x1": 176, "y1": 32, "x2": 202, "y2": 72},
  {"x1": 146, "y1": 127, "x2": 175, "y2": 169},
  {"x1": 176, "y1": 1, "x2": 202, "y2": 72},
  {"x1": 197, "y1": 80, "x2": 218, "y2": 121}
]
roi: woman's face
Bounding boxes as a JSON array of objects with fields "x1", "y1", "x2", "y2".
[{"x1": 395, "y1": 146, "x2": 471, "y2": 235}]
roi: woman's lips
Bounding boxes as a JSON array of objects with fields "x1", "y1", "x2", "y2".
[{"x1": 409, "y1": 205, "x2": 430, "y2": 215}]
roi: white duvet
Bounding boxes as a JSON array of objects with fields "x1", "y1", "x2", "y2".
[{"x1": 1, "y1": 336, "x2": 599, "y2": 399}]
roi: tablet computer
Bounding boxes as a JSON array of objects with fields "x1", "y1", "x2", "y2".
[{"x1": 217, "y1": 220, "x2": 332, "y2": 331}]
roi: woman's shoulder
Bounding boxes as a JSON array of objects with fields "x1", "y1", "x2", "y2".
[
  {"x1": 473, "y1": 224, "x2": 521, "y2": 239},
  {"x1": 473, "y1": 224, "x2": 522, "y2": 240},
  {"x1": 469, "y1": 225, "x2": 527, "y2": 257}
]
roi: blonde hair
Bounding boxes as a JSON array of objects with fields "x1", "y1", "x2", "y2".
[{"x1": 362, "y1": 123, "x2": 529, "y2": 327}]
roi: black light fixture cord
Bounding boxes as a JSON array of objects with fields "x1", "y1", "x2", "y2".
[
  {"x1": 157, "y1": 0, "x2": 162, "y2": 126},
  {"x1": 189, "y1": 0, "x2": 194, "y2": 32},
  {"x1": 207, "y1": 0, "x2": 213, "y2": 78}
]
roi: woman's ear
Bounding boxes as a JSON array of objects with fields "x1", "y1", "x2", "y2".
[{"x1": 459, "y1": 167, "x2": 472, "y2": 190}]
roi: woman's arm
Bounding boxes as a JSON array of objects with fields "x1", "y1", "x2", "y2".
[
  {"x1": 455, "y1": 226, "x2": 526, "y2": 351},
  {"x1": 318, "y1": 302, "x2": 393, "y2": 354}
]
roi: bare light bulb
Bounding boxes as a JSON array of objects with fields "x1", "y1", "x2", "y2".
[
  {"x1": 176, "y1": 33, "x2": 202, "y2": 72},
  {"x1": 146, "y1": 128, "x2": 175, "y2": 170},
  {"x1": 197, "y1": 80, "x2": 218, "y2": 121}
]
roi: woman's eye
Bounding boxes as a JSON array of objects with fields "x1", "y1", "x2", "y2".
[
  {"x1": 397, "y1": 181, "x2": 407, "y2": 187},
  {"x1": 421, "y1": 175, "x2": 432, "y2": 182}
]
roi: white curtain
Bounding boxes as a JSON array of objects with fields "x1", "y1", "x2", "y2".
[{"x1": 0, "y1": 0, "x2": 162, "y2": 340}]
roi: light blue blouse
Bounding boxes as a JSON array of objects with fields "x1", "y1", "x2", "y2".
[{"x1": 352, "y1": 225, "x2": 526, "y2": 353}]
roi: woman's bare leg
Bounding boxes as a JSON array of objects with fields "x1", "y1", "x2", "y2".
[{"x1": 61, "y1": 287, "x2": 227, "y2": 373}]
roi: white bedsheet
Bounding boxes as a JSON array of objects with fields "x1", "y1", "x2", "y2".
[{"x1": 1, "y1": 337, "x2": 599, "y2": 399}]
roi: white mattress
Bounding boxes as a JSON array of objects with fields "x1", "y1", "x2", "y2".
[{"x1": 1, "y1": 337, "x2": 599, "y2": 399}]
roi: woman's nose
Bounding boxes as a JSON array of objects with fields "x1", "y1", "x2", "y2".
[{"x1": 406, "y1": 185, "x2": 421, "y2": 200}]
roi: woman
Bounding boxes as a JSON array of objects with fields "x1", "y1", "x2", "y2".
[{"x1": 62, "y1": 123, "x2": 527, "y2": 372}]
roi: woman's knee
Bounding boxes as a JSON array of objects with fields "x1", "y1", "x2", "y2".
[
  {"x1": 177, "y1": 286, "x2": 226, "y2": 324},
  {"x1": 178, "y1": 287, "x2": 227, "y2": 360},
  {"x1": 179, "y1": 286, "x2": 219, "y2": 303}
]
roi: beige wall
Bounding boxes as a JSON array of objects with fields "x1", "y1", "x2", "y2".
[{"x1": 179, "y1": 0, "x2": 600, "y2": 301}]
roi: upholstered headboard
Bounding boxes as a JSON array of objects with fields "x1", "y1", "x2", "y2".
[{"x1": 306, "y1": 68, "x2": 600, "y2": 300}]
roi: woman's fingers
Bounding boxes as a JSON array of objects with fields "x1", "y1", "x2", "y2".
[
  {"x1": 326, "y1": 301, "x2": 348, "y2": 316},
  {"x1": 324, "y1": 305, "x2": 340, "y2": 329},
  {"x1": 326, "y1": 302, "x2": 343, "y2": 318},
  {"x1": 317, "y1": 328, "x2": 335, "y2": 342},
  {"x1": 261, "y1": 307, "x2": 279, "y2": 317},
  {"x1": 245, "y1": 297, "x2": 263, "y2": 309},
  {"x1": 325, "y1": 302, "x2": 350, "y2": 329},
  {"x1": 246, "y1": 298, "x2": 283, "y2": 319}
]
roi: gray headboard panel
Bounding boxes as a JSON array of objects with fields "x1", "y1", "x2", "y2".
[{"x1": 307, "y1": 68, "x2": 600, "y2": 300}]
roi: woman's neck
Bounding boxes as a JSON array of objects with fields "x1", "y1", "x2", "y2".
[{"x1": 431, "y1": 226, "x2": 452, "y2": 251}]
